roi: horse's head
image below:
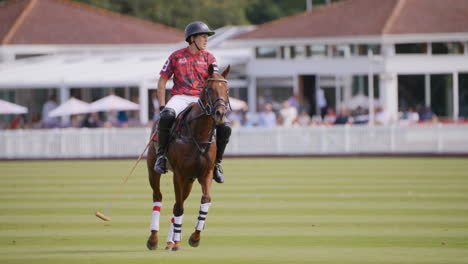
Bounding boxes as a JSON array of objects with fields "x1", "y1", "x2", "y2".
[{"x1": 201, "y1": 64, "x2": 231, "y2": 125}]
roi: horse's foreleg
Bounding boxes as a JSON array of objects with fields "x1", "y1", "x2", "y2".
[
  {"x1": 189, "y1": 176, "x2": 213, "y2": 247},
  {"x1": 147, "y1": 142, "x2": 162, "y2": 250},
  {"x1": 166, "y1": 173, "x2": 193, "y2": 251}
]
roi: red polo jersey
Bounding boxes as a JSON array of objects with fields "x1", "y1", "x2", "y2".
[{"x1": 160, "y1": 48, "x2": 218, "y2": 97}]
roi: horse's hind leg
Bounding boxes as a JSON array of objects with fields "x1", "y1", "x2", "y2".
[
  {"x1": 189, "y1": 175, "x2": 213, "y2": 247},
  {"x1": 147, "y1": 142, "x2": 163, "y2": 250}
]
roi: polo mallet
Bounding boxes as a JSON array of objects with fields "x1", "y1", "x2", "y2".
[{"x1": 95, "y1": 130, "x2": 157, "y2": 221}]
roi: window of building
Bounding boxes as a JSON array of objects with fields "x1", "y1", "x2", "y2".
[
  {"x1": 431, "y1": 74, "x2": 453, "y2": 118},
  {"x1": 255, "y1": 47, "x2": 278, "y2": 58},
  {"x1": 330, "y1": 44, "x2": 351, "y2": 57},
  {"x1": 310, "y1": 45, "x2": 327, "y2": 57},
  {"x1": 290, "y1": 46, "x2": 309, "y2": 59},
  {"x1": 397, "y1": 75, "x2": 425, "y2": 112},
  {"x1": 459, "y1": 73, "x2": 468, "y2": 119},
  {"x1": 351, "y1": 44, "x2": 381, "y2": 56},
  {"x1": 432, "y1": 42, "x2": 464, "y2": 55},
  {"x1": 395, "y1": 43, "x2": 428, "y2": 54}
]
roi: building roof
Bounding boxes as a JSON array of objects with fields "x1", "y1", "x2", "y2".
[
  {"x1": 235, "y1": 0, "x2": 468, "y2": 40},
  {"x1": 0, "y1": 0, "x2": 184, "y2": 45}
]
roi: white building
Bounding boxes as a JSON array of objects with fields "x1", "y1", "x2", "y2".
[{"x1": 224, "y1": 0, "x2": 468, "y2": 122}]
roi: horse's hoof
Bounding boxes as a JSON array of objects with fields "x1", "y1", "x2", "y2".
[
  {"x1": 188, "y1": 237, "x2": 200, "y2": 247},
  {"x1": 165, "y1": 242, "x2": 174, "y2": 250},
  {"x1": 146, "y1": 240, "x2": 157, "y2": 250},
  {"x1": 171, "y1": 247, "x2": 181, "y2": 251}
]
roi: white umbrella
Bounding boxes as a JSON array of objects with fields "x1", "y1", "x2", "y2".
[
  {"x1": 229, "y1": 97, "x2": 248, "y2": 111},
  {"x1": 0, "y1": 99, "x2": 28, "y2": 114},
  {"x1": 49, "y1": 97, "x2": 92, "y2": 117},
  {"x1": 90, "y1": 94, "x2": 139, "y2": 112}
]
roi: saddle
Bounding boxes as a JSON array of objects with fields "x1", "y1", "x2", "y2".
[{"x1": 151, "y1": 102, "x2": 215, "y2": 153}]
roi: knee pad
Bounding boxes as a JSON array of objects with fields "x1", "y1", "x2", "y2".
[
  {"x1": 159, "y1": 108, "x2": 176, "y2": 128},
  {"x1": 216, "y1": 123, "x2": 231, "y2": 142}
]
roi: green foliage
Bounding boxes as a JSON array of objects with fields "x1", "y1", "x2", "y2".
[{"x1": 72, "y1": 0, "x2": 345, "y2": 30}]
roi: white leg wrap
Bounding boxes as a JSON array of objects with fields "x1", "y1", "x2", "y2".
[
  {"x1": 195, "y1": 203, "x2": 211, "y2": 231},
  {"x1": 150, "y1": 202, "x2": 162, "y2": 231},
  {"x1": 173, "y1": 215, "x2": 184, "y2": 242},
  {"x1": 167, "y1": 215, "x2": 184, "y2": 243}
]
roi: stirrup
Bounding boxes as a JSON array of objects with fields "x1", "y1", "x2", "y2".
[
  {"x1": 213, "y1": 163, "x2": 224, "y2": 184},
  {"x1": 154, "y1": 155, "x2": 168, "y2": 174}
]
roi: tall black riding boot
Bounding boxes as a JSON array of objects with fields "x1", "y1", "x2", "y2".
[
  {"x1": 213, "y1": 124, "x2": 231, "y2": 183},
  {"x1": 154, "y1": 108, "x2": 176, "y2": 174}
]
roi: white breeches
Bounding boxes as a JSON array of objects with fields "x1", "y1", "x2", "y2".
[{"x1": 165, "y1": 95, "x2": 199, "y2": 117}]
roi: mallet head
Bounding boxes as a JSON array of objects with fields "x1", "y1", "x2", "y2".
[{"x1": 95, "y1": 211, "x2": 111, "y2": 221}]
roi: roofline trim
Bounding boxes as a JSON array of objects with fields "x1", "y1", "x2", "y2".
[{"x1": 223, "y1": 33, "x2": 468, "y2": 47}]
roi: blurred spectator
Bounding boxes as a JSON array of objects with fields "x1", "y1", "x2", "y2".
[
  {"x1": 258, "y1": 103, "x2": 277, "y2": 127},
  {"x1": 335, "y1": 107, "x2": 351, "y2": 125},
  {"x1": 42, "y1": 95, "x2": 59, "y2": 128},
  {"x1": 317, "y1": 88, "x2": 327, "y2": 119},
  {"x1": 279, "y1": 101, "x2": 297, "y2": 127},
  {"x1": 375, "y1": 106, "x2": 390, "y2": 125},
  {"x1": 11, "y1": 114, "x2": 25, "y2": 129},
  {"x1": 287, "y1": 94, "x2": 299, "y2": 108},
  {"x1": 296, "y1": 110, "x2": 311, "y2": 126},
  {"x1": 353, "y1": 106, "x2": 369, "y2": 125},
  {"x1": 400, "y1": 106, "x2": 420, "y2": 125},
  {"x1": 420, "y1": 106, "x2": 435, "y2": 122},
  {"x1": 117, "y1": 111, "x2": 128, "y2": 126},
  {"x1": 29, "y1": 113, "x2": 42, "y2": 129},
  {"x1": 228, "y1": 110, "x2": 243, "y2": 128},
  {"x1": 241, "y1": 111, "x2": 254, "y2": 127},
  {"x1": 150, "y1": 91, "x2": 160, "y2": 121},
  {"x1": 323, "y1": 107, "x2": 337, "y2": 125},
  {"x1": 82, "y1": 113, "x2": 100, "y2": 128}
]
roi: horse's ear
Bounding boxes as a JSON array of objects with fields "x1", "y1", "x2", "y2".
[
  {"x1": 208, "y1": 64, "x2": 215, "y2": 76},
  {"x1": 222, "y1": 65, "x2": 231, "y2": 79}
]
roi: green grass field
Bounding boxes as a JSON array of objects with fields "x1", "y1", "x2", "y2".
[{"x1": 1, "y1": 158, "x2": 468, "y2": 264}]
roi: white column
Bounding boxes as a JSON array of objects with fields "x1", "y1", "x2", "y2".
[
  {"x1": 453, "y1": 72, "x2": 459, "y2": 121},
  {"x1": 425, "y1": 74, "x2": 431, "y2": 107},
  {"x1": 379, "y1": 73, "x2": 398, "y2": 123},
  {"x1": 293, "y1": 74, "x2": 299, "y2": 95},
  {"x1": 335, "y1": 75, "x2": 342, "y2": 112},
  {"x1": 59, "y1": 83, "x2": 70, "y2": 125},
  {"x1": 368, "y1": 50, "x2": 375, "y2": 125},
  {"x1": 248, "y1": 75, "x2": 257, "y2": 113},
  {"x1": 139, "y1": 81, "x2": 149, "y2": 125}
]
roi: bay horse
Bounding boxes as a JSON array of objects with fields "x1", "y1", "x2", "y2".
[{"x1": 146, "y1": 64, "x2": 230, "y2": 251}]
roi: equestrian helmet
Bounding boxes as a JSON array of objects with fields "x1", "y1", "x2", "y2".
[{"x1": 185, "y1": 21, "x2": 215, "y2": 43}]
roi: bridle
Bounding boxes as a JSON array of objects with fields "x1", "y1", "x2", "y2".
[
  {"x1": 198, "y1": 78, "x2": 230, "y2": 116},
  {"x1": 182, "y1": 77, "x2": 229, "y2": 153}
]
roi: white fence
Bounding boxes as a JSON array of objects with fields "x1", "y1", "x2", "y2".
[{"x1": 1, "y1": 124, "x2": 468, "y2": 159}]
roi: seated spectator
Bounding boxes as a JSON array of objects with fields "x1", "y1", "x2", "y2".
[
  {"x1": 279, "y1": 101, "x2": 297, "y2": 127},
  {"x1": 82, "y1": 113, "x2": 100, "y2": 128},
  {"x1": 375, "y1": 106, "x2": 390, "y2": 125},
  {"x1": 257, "y1": 103, "x2": 277, "y2": 128},
  {"x1": 420, "y1": 106, "x2": 436, "y2": 122},
  {"x1": 400, "y1": 106, "x2": 420, "y2": 125},
  {"x1": 323, "y1": 107, "x2": 337, "y2": 125},
  {"x1": 296, "y1": 110, "x2": 311, "y2": 126},
  {"x1": 353, "y1": 106, "x2": 369, "y2": 125},
  {"x1": 335, "y1": 107, "x2": 352, "y2": 125}
]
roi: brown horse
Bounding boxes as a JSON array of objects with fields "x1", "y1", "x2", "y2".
[{"x1": 146, "y1": 64, "x2": 230, "y2": 251}]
